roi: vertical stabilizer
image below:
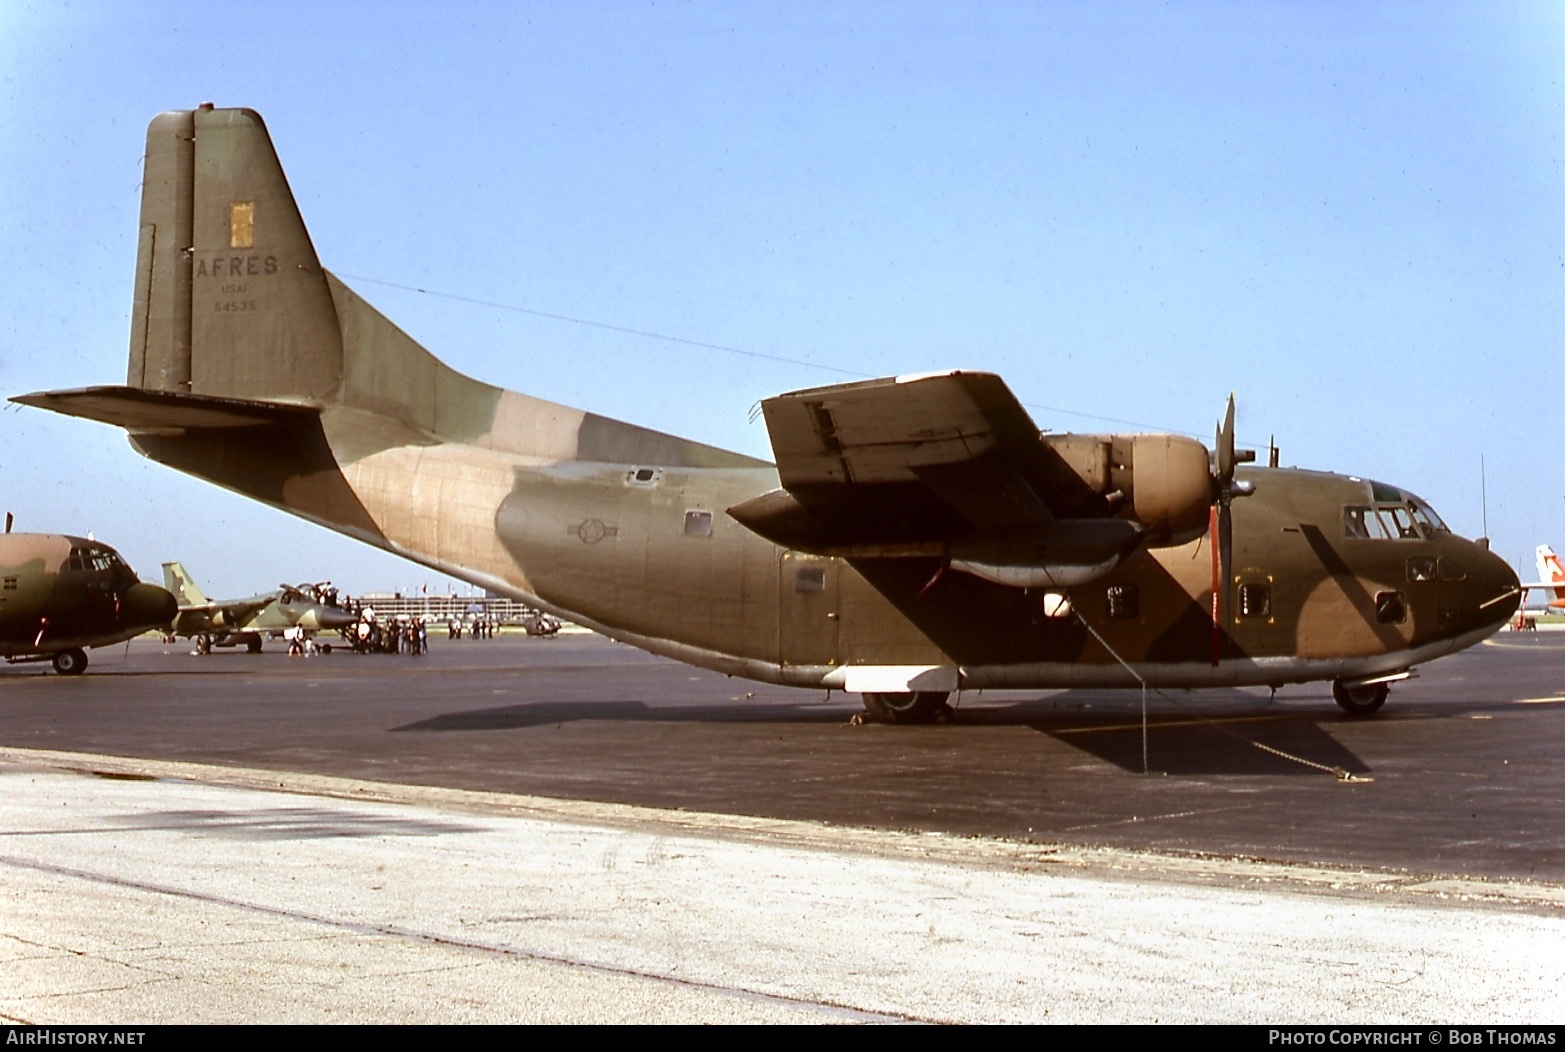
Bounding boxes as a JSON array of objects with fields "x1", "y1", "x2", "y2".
[
  {"x1": 1536, "y1": 545, "x2": 1565, "y2": 608},
  {"x1": 130, "y1": 107, "x2": 342, "y2": 404},
  {"x1": 162, "y1": 562, "x2": 208, "y2": 608},
  {"x1": 45, "y1": 106, "x2": 764, "y2": 470}
]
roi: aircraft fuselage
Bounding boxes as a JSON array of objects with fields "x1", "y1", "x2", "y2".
[{"x1": 132, "y1": 420, "x2": 1518, "y2": 693}]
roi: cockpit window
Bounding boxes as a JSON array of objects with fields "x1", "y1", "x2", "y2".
[
  {"x1": 1383, "y1": 505, "x2": 1420, "y2": 540},
  {"x1": 68, "y1": 546, "x2": 121, "y2": 573},
  {"x1": 1407, "y1": 500, "x2": 1449, "y2": 535},
  {"x1": 1344, "y1": 506, "x2": 1392, "y2": 540}
]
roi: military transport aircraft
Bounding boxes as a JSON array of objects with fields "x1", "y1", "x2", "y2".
[
  {"x1": 162, "y1": 562, "x2": 358, "y2": 653},
  {"x1": 0, "y1": 526, "x2": 177, "y2": 674},
  {"x1": 12, "y1": 106, "x2": 1523, "y2": 717}
]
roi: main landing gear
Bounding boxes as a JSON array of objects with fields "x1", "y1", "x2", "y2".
[
  {"x1": 1332, "y1": 678, "x2": 1389, "y2": 717},
  {"x1": 51, "y1": 648, "x2": 88, "y2": 676},
  {"x1": 861, "y1": 691, "x2": 952, "y2": 724}
]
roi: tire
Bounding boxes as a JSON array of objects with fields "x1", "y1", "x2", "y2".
[
  {"x1": 196, "y1": 634, "x2": 212, "y2": 656},
  {"x1": 862, "y1": 691, "x2": 951, "y2": 724},
  {"x1": 246, "y1": 637, "x2": 263, "y2": 654},
  {"x1": 1332, "y1": 679, "x2": 1388, "y2": 717},
  {"x1": 52, "y1": 649, "x2": 88, "y2": 676}
]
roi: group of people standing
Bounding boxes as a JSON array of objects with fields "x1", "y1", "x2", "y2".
[
  {"x1": 349, "y1": 612, "x2": 430, "y2": 655},
  {"x1": 447, "y1": 617, "x2": 498, "y2": 639}
]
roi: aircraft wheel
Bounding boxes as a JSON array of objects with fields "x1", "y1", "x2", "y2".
[
  {"x1": 246, "y1": 637, "x2": 263, "y2": 654},
  {"x1": 1332, "y1": 679, "x2": 1388, "y2": 717},
  {"x1": 196, "y1": 634, "x2": 212, "y2": 656},
  {"x1": 862, "y1": 691, "x2": 951, "y2": 724},
  {"x1": 52, "y1": 649, "x2": 88, "y2": 676},
  {"x1": 319, "y1": 643, "x2": 332, "y2": 655}
]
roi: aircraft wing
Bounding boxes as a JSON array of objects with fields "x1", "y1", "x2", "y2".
[
  {"x1": 176, "y1": 596, "x2": 275, "y2": 625},
  {"x1": 756, "y1": 371, "x2": 1056, "y2": 532}
]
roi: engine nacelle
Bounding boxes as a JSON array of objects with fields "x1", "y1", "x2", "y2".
[{"x1": 1039, "y1": 433, "x2": 1211, "y2": 542}]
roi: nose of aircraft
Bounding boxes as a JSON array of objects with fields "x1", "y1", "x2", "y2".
[
  {"x1": 310, "y1": 605, "x2": 360, "y2": 631},
  {"x1": 1467, "y1": 540, "x2": 1521, "y2": 630},
  {"x1": 122, "y1": 582, "x2": 179, "y2": 629}
]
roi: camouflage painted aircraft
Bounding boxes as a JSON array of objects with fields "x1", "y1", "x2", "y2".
[
  {"x1": 13, "y1": 107, "x2": 1523, "y2": 717},
  {"x1": 0, "y1": 527, "x2": 177, "y2": 674},
  {"x1": 162, "y1": 561, "x2": 358, "y2": 653}
]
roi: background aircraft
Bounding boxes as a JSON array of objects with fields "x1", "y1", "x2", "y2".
[
  {"x1": 13, "y1": 107, "x2": 1522, "y2": 717},
  {"x1": 163, "y1": 562, "x2": 358, "y2": 654},
  {"x1": 0, "y1": 525, "x2": 176, "y2": 674},
  {"x1": 1515, "y1": 544, "x2": 1565, "y2": 618}
]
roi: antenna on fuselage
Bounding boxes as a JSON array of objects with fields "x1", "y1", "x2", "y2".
[
  {"x1": 1480, "y1": 454, "x2": 1489, "y2": 541},
  {"x1": 4, "y1": 512, "x2": 11, "y2": 534}
]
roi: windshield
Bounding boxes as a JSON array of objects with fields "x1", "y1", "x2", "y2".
[{"x1": 1344, "y1": 491, "x2": 1451, "y2": 542}]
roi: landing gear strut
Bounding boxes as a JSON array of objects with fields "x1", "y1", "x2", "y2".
[
  {"x1": 51, "y1": 648, "x2": 88, "y2": 676},
  {"x1": 1332, "y1": 679, "x2": 1388, "y2": 717},
  {"x1": 862, "y1": 691, "x2": 951, "y2": 724}
]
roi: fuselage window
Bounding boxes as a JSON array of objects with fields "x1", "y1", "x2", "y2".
[
  {"x1": 67, "y1": 548, "x2": 86, "y2": 571},
  {"x1": 1438, "y1": 558, "x2": 1467, "y2": 582},
  {"x1": 1406, "y1": 557, "x2": 1437, "y2": 583},
  {"x1": 1238, "y1": 582, "x2": 1271, "y2": 617},
  {"x1": 1375, "y1": 591, "x2": 1407, "y2": 624},
  {"x1": 683, "y1": 510, "x2": 713, "y2": 538},
  {"x1": 2, "y1": 576, "x2": 15, "y2": 591},
  {"x1": 1106, "y1": 584, "x2": 1138, "y2": 619},
  {"x1": 794, "y1": 566, "x2": 826, "y2": 593}
]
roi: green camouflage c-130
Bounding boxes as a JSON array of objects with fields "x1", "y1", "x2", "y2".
[{"x1": 14, "y1": 107, "x2": 1521, "y2": 720}]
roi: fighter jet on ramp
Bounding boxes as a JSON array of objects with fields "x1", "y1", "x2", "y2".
[{"x1": 163, "y1": 562, "x2": 358, "y2": 653}]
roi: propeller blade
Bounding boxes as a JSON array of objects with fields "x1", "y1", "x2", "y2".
[
  {"x1": 1209, "y1": 506, "x2": 1221, "y2": 666},
  {"x1": 1219, "y1": 493, "x2": 1234, "y2": 646},
  {"x1": 1218, "y1": 393, "x2": 1236, "y2": 483}
]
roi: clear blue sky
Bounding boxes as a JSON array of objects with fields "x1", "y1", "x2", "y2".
[{"x1": 1, "y1": 2, "x2": 1561, "y2": 599}]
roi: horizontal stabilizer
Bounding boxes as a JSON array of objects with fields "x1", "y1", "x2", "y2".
[{"x1": 11, "y1": 386, "x2": 319, "y2": 432}]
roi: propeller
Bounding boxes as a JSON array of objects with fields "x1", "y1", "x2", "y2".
[{"x1": 1210, "y1": 394, "x2": 1255, "y2": 666}]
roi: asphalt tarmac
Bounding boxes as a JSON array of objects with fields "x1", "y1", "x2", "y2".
[
  {"x1": 1, "y1": 630, "x2": 1561, "y2": 880},
  {"x1": 3, "y1": 630, "x2": 1563, "y2": 1023}
]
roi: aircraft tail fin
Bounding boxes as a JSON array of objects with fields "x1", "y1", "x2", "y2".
[
  {"x1": 1536, "y1": 545, "x2": 1565, "y2": 608},
  {"x1": 104, "y1": 106, "x2": 756, "y2": 467},
  {"x1": 129, "y1": 108, "x2": 340, "y2": 404},
  {"x1": 162, "y1": 562, "x2": 208, "y2": 608}
]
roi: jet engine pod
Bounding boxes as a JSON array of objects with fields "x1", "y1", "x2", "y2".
[{"x1": 1126, "y1": 434, "x2": 1211, "y2": 540}]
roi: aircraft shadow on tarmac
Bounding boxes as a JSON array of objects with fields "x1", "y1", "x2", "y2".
[
  {"x1": 108, "y1": 807, "x2": 480, "y2": 841},
  {"x1": 990, "y1": 688, "x2": 1372, "y2": 776},
  {"x1": 391, "y1": 690, "x2": 1371, "y2": 778},
  {"x1": 391, "y1": 698, "x2": 853, "y2": 732}
]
